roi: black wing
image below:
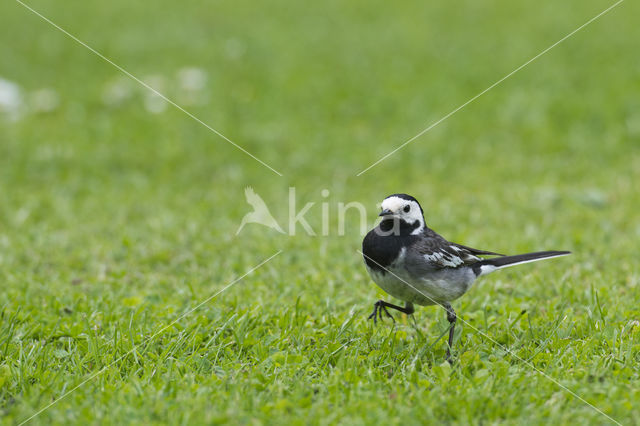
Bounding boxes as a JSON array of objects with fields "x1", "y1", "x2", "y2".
[
  {"x1": 414, "y1": 229, "x2": 504, "y2": 269},
  {"x1": 450, "y1": 243, "x2": 504, "y2": 257}
]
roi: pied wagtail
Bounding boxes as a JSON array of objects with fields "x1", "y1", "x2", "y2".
[{"x1": 362, "y1": 193, "x2": 570, "y2": 360}]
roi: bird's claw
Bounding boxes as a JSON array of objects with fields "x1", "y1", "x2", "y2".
[{"x1": 367, "y1": 300, "x2": 395, "y2": 324}]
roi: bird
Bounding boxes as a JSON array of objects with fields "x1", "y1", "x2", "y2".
[
  {"x1": 236, "y1": 187, "x2": 285, "y2": 235},
  {"x1": 361, "y1": 193, "x2": 570, "y2": 361}
]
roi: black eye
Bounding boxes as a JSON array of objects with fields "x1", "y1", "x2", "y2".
[{"x1": 403, "y1": 205, "x2": 410, "y2": 213}]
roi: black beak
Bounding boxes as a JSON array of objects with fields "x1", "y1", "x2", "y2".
[{"x1": 379, "y1": 209, "x2": 393, "y2": 217}]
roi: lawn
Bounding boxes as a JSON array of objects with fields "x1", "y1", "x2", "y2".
[{"x1": 1, "y1": 0, "x2": 639, "y2": 424}]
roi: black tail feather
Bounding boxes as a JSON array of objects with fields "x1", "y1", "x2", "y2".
[{"x1": 472, "y1": 250, "x2": 571, "y2": 276}]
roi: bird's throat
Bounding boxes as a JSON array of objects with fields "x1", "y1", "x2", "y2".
[{"x1": 379, "y1": 218, "x2": 421, "y2": 236}]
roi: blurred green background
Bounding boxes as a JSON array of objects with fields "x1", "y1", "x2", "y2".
[{"x1": 1, "y1": 0, "x2": 639, "y2": 424}]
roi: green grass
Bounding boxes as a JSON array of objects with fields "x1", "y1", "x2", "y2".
[{"x1": 1, "y1": 0, "x2": 640, "y2": 424}]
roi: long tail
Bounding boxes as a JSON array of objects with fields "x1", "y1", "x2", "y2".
[{"x1": 473, "y1": 250, "x2": 571, "y2": 277}]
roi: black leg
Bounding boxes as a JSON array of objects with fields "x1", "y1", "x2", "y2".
[
  {"x1": 368, "y1": 300, "x2": 414, "y2": 324},
  {"x1": 442, "y1": 302, "x2": 457, "y2": 362}
]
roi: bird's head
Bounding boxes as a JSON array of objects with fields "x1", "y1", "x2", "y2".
[{"x1": 378, "y1": 194, "x2": 425, "y2": 232}]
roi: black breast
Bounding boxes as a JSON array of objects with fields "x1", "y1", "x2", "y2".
[{"x1": 362, "y1": 219, "x2": 419, "y2": 273}]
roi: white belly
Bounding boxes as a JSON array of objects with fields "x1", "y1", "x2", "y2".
[{"x1": 367, "y1": 266, "x2": 476, "y2": 306}]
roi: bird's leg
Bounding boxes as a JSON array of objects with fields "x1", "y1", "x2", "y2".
[
  {"x1": 368, "y1": 300, "x2": 414, "y2": 325},
  {"x1": 403, "y1": 302, "x2": 415, "y2": 315},
  {"x1": 442, "y1": 302, "x2": 457, "y2": 362}
]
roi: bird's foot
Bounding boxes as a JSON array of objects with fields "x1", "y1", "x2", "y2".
[
  {"x1": 445, "y1": 347, "x2": 454, "y2": 364},
  {"x1": 367, "y1": 300, "x2": 395, "y2": 324}
]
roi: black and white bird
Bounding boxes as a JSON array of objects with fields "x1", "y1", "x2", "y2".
[{"x1": 361, "y1": 193, "x2": 570, "y2": 360}]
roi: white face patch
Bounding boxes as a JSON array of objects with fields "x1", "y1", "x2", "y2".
[{"x1": 380, "y1": 196, "x2": 425, "y2": 233}]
